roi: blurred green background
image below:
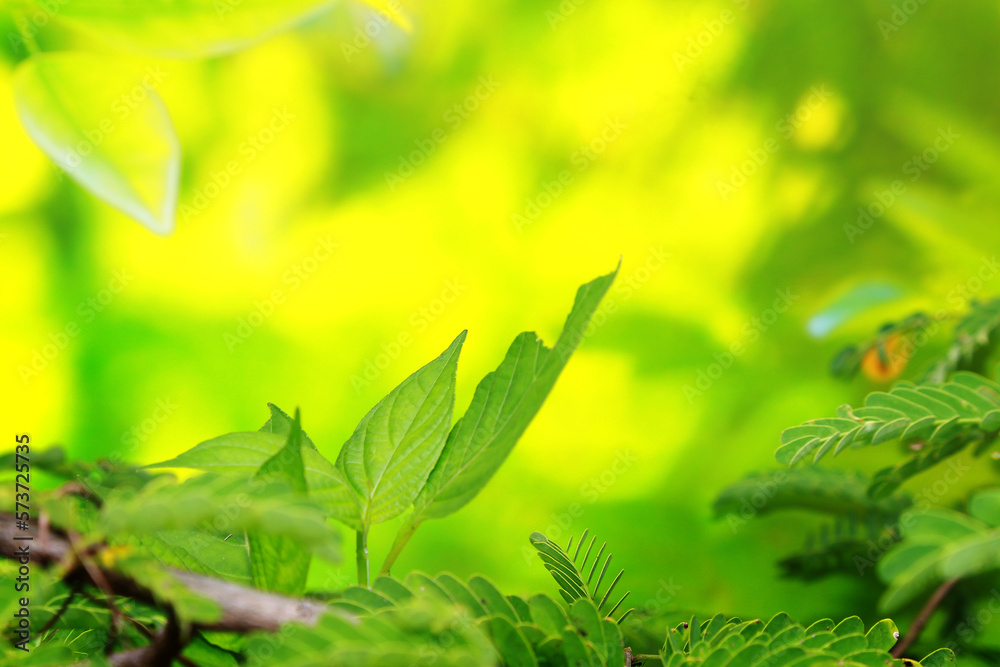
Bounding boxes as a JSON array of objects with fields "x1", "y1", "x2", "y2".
[{"x1": 3, "y1": 0, "x2": 1000, "y2": 649}]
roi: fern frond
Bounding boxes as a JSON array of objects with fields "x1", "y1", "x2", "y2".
[
  {"x1": 660, "y1": 613, "x2": 951, "y2": 666},
  {"x1": 529, "y1": 530, "x2": 634, "y2": 623},
  {"x1": 777, "y1": 372, "x2": 1000, "y2": 496}
]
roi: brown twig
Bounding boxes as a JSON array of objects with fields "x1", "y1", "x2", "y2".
[
  {"x1": 891, "y1": 577, "x2": 960, "y2": 658},
  {"x1": 0, "y1": 513, "x2": 330, "y2": 633}
]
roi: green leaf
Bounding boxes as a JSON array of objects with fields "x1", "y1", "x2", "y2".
[
  {"x1": 386, "y1": 269, "x2": 617, "y2": 548},
  {"x1": 940, "y1": 533, "x2": 1000, "y2": 579},
  {"x1": 468, "y1": 575, "x2": 518, "y2": 622},
  {"x1": 435, "y1": 573, "x2": 488, "y2": 617},
  {"x1": 99, "y1": 474, "x2": 340, "y2": 561},
  {"x1": 529, "y1": 593, "x2": 570, "y2": 637},
  {"x1": 128, "y1": 529, "x2": 253, "y2": 586},
  {"x1": 247, "y1": 409, "x2": 311, "y2": 595},
  {"x1": 489, "y1": 616, "x2": 539, "y2": 667},
  {"x1": 865, "y1": 618, "x2": 899, "y2": 651},
  {"x1": 13, "y1": 52, "x2": 180, "y2": 235},
  {"x1": 918, "y1": 648, "x2": 957, "y2": 666},
  {"x1": 969, "y1": 488, "x2": 1000, "y2": 527},
  {"x1": 335, "y1": 332, "x2": 465, "y2": 529},
  {"x1": 148, "y1": 427, "x2": 359, "y2": 524},
  {"x1": 17, "y1": 0, "x2": 390, "y2": 58}
]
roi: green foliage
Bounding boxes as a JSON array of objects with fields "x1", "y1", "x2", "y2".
[
  {"x1": 658, "y1": 613, "x2": 950, "y2": 667},
  {"x1": 878, "y1": 489, "x2": 1000, "y2": 612},
  {"x1": 248, "y1": 407, "x2": 311, "y2": 595},
  {"x1": 284, "y1": 569, "x2": 628, "y2": 667},
  {"x1": 385, "y1": 267, "x2": 619, "y2": 572},
  {"x1": 1, "y1": 273, "x2": 965, "y2": 665},
  {"x1": 777, "y1": 372, "x2": 1000, "y2": 497},
  {"x1": 529, "y1": 530, "x2": 634, "y2": 624},
  {"x1": 334, "y1": 331, "x2": 465, "y2": 532},
  {"x1": 150, "y1": 269, "x2": 618, "y2": 585}
]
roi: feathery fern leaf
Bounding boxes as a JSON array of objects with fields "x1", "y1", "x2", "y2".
[
  {"x1": 658, "y1": 613, "x2": 951, "y2": 666},
  {"x1": 777, "y1": 372, "x2": 1000, "y2": 496},
  {"x1": 530, "y1": 530, "x2": 635, "y2": 624}
]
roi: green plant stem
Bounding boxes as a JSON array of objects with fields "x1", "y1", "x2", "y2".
[
  {"x1": 891, "y1": 577, "x2": 959, "y2": 658},
  {"x1": 379, "y1": 517, "x2": 419, "y2": 576},
  {"x1": 356, "y1": 528, "x2": 370, "y2": 588}
]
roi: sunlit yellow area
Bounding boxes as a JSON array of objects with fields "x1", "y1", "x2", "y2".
[{"x1": 3, "y1": 0, "x2": 1000, "y2": 634}]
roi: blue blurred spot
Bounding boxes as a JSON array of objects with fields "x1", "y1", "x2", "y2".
[{"x1": 808, "y1": 283, "x2": 904, "y2": 338}]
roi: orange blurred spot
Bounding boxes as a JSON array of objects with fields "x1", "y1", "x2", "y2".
[{"x1": 861, "y1": 334, "x2": 909, "y2": 381}]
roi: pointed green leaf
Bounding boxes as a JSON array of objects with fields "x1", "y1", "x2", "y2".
[
  {"x1": 248, "y1": 410, "x2": 310, "y2": 595},
  {"x1": 489, "y1": 616, "x2": 538, "y2": 667},
  {"x1": 468, "y1": 575, "x2": 518, "y2": 622},
  {"x1": 148, "y1": 427, "x2": 359, "y2": 524},
  {"x1": 530, "y1": 594, "x2": 570, "y2": 637},
  {"x1": 409, "y1": 268, "x2": 618, "y2": 523},
  {"x1": 335, "y1": 332, "x2": 465, "y2": 528}
]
